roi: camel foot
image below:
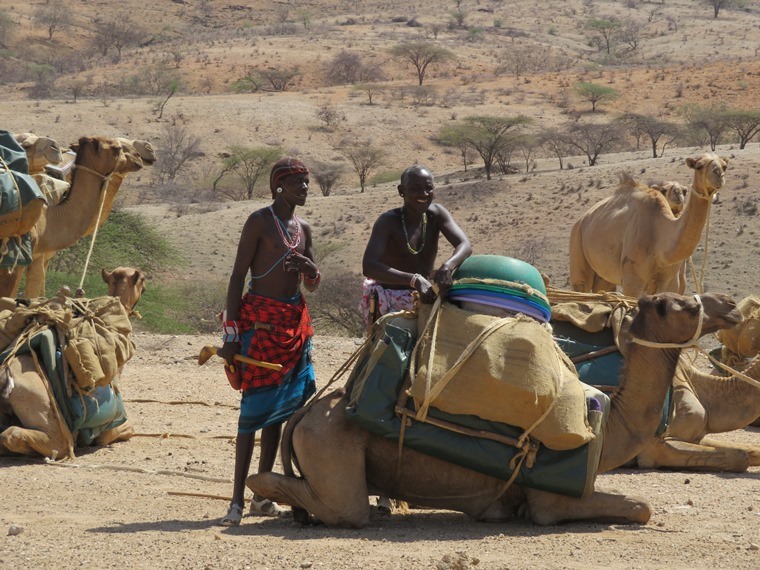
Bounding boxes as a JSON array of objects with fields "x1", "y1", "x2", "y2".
[{"x1": 293, "y1": 507, "x2": 322, "y2": 526}]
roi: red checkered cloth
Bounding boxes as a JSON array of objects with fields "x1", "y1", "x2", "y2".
[{"x1": 239, "y1": 292, "x2": 314, "y2": 390}]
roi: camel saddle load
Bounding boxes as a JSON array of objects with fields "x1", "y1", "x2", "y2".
[
  {"x1": 0, "y1": 292, "x2": 135, "y2": 459},
  {"x1": 0, "y1": 131, "x2": 47, "y2": 266},
  {"x1": 346, "y1": 255, "x2": 609, "y2": 499}
]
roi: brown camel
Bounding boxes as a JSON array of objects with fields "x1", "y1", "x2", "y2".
[
  {"x1": 248, "y1": 292, "x2": 740, "y2": 528},
  {"x1": 636, "y1": 295, "x2": 760, "y2": 471},
  {"x1": 569, "y1": 153, "x2": 728, "y2": 296},
  {"x1": 0, "y1": 137, "x2": 151, "y2": 299},
  {"x1": 13, "y1": 132, "x2": 63, "y2": 174},
  {"x1": 0, "y1": 267, "x2": 146, "y2": 459}
]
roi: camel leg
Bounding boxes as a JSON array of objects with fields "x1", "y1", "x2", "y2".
[
  {"x1": 23, "y1": 255, "x2": 48, "y2": 299},
  {"x1": 0, "y1": 268, "x2": 23, "y2": 298},
  {"x1": 592, "y1": 275, "x2": 616, "y2": 293},
  {"x1": 568, "y1": 223, "x2": 595, "y2": 292},
  {"x1": 95, "y1": 419, "x2": 135, "y2": 446},
  {"x1": 247, "y1": 400, "x2": 371, "y2": 528},
  {"x1": 700, "y1": 437, "x2": 760, "y2": 467},
  {"x1": 0, "y1": 426, "x2": 64, "y2": 459},
  {"x1": 524, "y1": 487, "x2": 651, "y2": 526},
  {"x1": 636, "y1": 437, "x2": 749, "y2": 472}
]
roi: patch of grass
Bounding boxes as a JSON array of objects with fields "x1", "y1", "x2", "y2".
[
  {"x1": 39, "y1": 209, "x2": 228, "y2": 334},
  {"x1": 369, "y1": 169, "x2": 402, "y2": 186}
]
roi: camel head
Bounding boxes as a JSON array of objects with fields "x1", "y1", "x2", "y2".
[
  {"x1": 120, "y1": 139, "x2": 156, "y2": 166},
  {"x1": 631, "y1": 292, "x2": 741, "y2": 345},
  {"x1": 102, "y1": 267, "x2": 149, "y2": 312},
  {"x1": 114, "y1": 140, "x2": 145, "y2": 175},
  {"x1": 652, "y1": 181, "x2": 688, "y2": 216},
  {"x1": 14, "y1": 132, "x2": 64, "y2": 166},
  {"x1": 685, "y1": 153, "x2": 729, "y2": 199},
  {"x1": 715, "y1": 295, "x2": 760, "y2": 358},
  {"x1": 72, "y1": 136, "x2": 125, "y2": 178}
]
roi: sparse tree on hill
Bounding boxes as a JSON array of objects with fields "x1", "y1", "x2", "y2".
[
  {"x1": 682, "y1": 104, "x2": 728, "y2": 150},
  {"x1": 155, "y1": 125, "x2": 203, "y2": 185},
  {"x1": 540, "y1": 129, "x2": 574, "y2": 170},
  {"x1": 217, "y1": 146, "x2": 281, "y2": 200},
  {"x1": 311, "y1": 161, "x2": 344, "y2": 197},
  {"x1": 617, "y1": 113, "x2": 680, "y2": 158},
  {"x1": 721, "y1": 109, "x2": 760, "y2": 149},
  {"x1": 455, "y1": 115, "x2": 533, "y2": 180},
  {"x1": 34, "y1": 0, "x2": 72, "y2": 40},
  {"x1": 232, "y1": 67, "x2": 261, "y2": 93},
  {"x1": 353, "y1": 83, "x2": 382, "y2": 105},
  {"x1": 706, "y1": 0, "x2": 734, "y2": 18},
  {"x1": 389, "y1": 41, "x2": 455, "y2": 85},
  {"x1": 315, "y1": 102, "x2": 343, "y2": 130},
  {"x1": 559, "y1": 122, "x2": 622, "y2": 167},
  {"x1": 586, "y1": 18, "x2": 621, "y2": 54},
  {"x1": 339, "y1": 138, "x2": 385, "y2": 193},
  {"x1": 323, "y1": 51, "x2": 384, "y2": 85},
  {"x1": 438, "y1": 124, "x2": 476, "y2": 172},
  {"x1": 574, "y1": 82, "x2": 619, "y2": 112},
  {"x1": 0, "y1": 13, "x2": 15, "y2": 47},
  {"x1": 497, "y1": 45, "x2": 538, "y2": 79},
  {"x1": 259, "y1": 67, "x2": 300, "y2": 91}
]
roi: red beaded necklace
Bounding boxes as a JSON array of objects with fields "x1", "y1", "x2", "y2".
[{"x1": 269, "y1": 206, "x2": 301, "y2": 250}]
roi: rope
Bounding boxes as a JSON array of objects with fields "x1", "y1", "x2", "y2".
[
  {"x1": 42, "y1": 457, "x2": 232, "y2": 483},
  {"x1": 125, "y1": 398, "x2": 238, "y2": 409},
  {"x1": 71, "y1": 163, "x2": 118, "y2": 291},
  {"x1": 702, "y1": 349, "x2": 760, "y2": 390}
]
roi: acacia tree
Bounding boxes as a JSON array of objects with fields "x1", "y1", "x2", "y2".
[
  {"x1": 388, "y1": 41, "x2": 455, "y2": 85},
  {"x1": 33, "y1": 0, "x2": 72, "y2": 40},
  {"x1": 682, "y1": 105, "x2": 728, "y2": 150},
  {"x1": 339, "y1": 138, "x2": 385, "y2": 192},
  {"x1": 559, "y1": 122, "x2": 622, "y2": 166},
  {"x1": 454, "y1": 115, "x2": 532, "y2": 180},
  {"x1": 217, "y1": 146, "x2": 281, "y2": 200},
  {"x1": 617, "y1": 113, "x2": 681, "y2": 158},
  {"x1": 438, "y1": 124, "x2": 476, "y2": 172},
  {"x1": 574, "y1": 82, "x2": 619, "y2": 112},
  {"x1": 540, "y1": 129, "x2": 574, "y2": 170},
  {"x1": 707, "y1": 0, "x2": 733, "y2": 18},
  {"x1": 586, "y1": 18, "x2": 621, "y2": 54},
  {"x1": 154, "y1": 125, "x2": 203, "y2": 185},
  {"x1": 721, "y1": 109, "x2": 760, "y2": 149}
]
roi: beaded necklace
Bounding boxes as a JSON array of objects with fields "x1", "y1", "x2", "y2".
[
  {"x1": 401, "y1": 209, "x2": 427, "y2": 255},
  {"x1": 269, "y1": 206, "x2": 301, "y2": 250}
]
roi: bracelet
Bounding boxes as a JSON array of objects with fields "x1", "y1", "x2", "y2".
[
  {"x1": 222, "y1": 320, "x2": 240, "y2": 343},
  {"x1": 410, "y1": 273, "x2": 421, "y2": 288},
  {"x1": 304, "y1": 269, "x2": 321, "y2": 285}
]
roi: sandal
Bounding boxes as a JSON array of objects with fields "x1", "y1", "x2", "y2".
[
  {"x1": 249, "y1": 497, "x2": 289, "y2": 517},
  {"x1": 220, "y1": 503, "x2": 244, "y2": 527}
]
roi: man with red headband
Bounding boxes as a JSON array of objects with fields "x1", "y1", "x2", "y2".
[{"x1": 217, "y1": 157, "x2": 320, "y2": 526}]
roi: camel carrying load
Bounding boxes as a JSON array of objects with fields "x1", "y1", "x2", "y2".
[{"x1": 0, "y1": 268, "x2": 145, "y2": 460}]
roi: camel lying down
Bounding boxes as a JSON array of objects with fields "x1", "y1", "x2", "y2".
[{"x1": 248, "y1": 292, "x2": 741, "y2": 528}]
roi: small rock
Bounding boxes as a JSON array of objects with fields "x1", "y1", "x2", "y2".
[
  {"x1": 8, "y1": 524, "x2": 23, "y2": 536},
  {"x1": 749, "y1": 543, "x2": 759, "y2": 551},
  {"x1": 300, "y1": 563, "x2": 313, "y2": 569},
  {"x1": 684, "y1": 478, "x2": 690, "y2": 484}
]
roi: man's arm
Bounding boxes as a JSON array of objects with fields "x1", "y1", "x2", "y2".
[
  {"x1": 432, "y1": 204, "x2": 473, "y2": 290},
  {"x1": 287, "y1": 219, "x2": 320, "y2": 292},
  {"x1": 218, "y1": 213, "x2": 261, "y2": 364}
]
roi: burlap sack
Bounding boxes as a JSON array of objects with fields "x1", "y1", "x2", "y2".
[
  {"x1": 411, "y1": 302, "x2": 594, "y2": 451},
  {"x1": 716, "y1": 296, "x2": 760, "y2": 359},
  {"x1": 64, "y1": 337, "x2": 106, "y2": 391}
]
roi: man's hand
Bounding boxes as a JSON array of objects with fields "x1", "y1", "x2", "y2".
[
  {"x1": 284, "y1": 251, "x2": 318, "y2": 279},
  {"x1": 414, "y1": 275, "x2": 436, "y2": 303},
  {"x1": 217, "y1": 341, "x2": 241, "y2": 366},
  {"x1": 432, "y1": 262, "x2": 455, "y2": 294}
]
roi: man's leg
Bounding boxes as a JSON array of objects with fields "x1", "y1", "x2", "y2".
[
  {"x1": 250, "y1": 423, "x2": 288, "y2": 516},
  {"x1": 220, "y1": 431, "x2": 255, "y2": 526}
]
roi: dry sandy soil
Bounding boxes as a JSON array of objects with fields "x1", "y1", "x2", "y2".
[{"x1": 1, "y1": 1, "x2": 760, "y2": 568}]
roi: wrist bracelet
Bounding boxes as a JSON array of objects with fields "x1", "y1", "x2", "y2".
[
  {"x1": 222, "y1": 333, "x2": 240, "y2": 343},
  {"x1": 222, "y1": 320, "x2": 240, "y2": 343},
  {"x1": 304, "y1": 269, "x2": 321, "y2": 285},
  {"x1": 410, "y1": 273, "x2": 421, "y2": 288}
]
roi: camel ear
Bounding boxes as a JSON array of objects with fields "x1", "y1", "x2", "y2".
[
  {"x1": 131, "y1": 270, "x2": 145, "y2": 286},
  {"x1": 651, "y1": 184, "x2": 663, "y2": 193},
  {"x1": 685, "y1": 157, "x2": 696, "y2": 169},
  {"x1": 102, "y1": 268, "x2": 111, "y2": 283},
  {"x1": 721, "y1": 156, "x2": 729, "y2": 166},
  {"x1": 70, "y1": 142, "x2": 80, "y2": 152}
]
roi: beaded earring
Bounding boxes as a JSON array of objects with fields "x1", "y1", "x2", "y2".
[{"x1": 276, "y1": 187, "x2": 283, "y2": 193}]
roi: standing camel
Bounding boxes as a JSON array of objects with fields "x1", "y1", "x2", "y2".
[
  {"x1": 569, "y1": 153, "x2": 728, "y2": 297},
  {"x1": 247, "y1": 292, "x2": 740, "y2": 528}
]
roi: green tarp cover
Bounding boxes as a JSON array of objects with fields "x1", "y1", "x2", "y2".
[
  {"x1": 345, "y1": 318, "x2": 605, "y2": 498},
  {"x1": 1, "y1": 329, "x2": 128, "y2": 446}
]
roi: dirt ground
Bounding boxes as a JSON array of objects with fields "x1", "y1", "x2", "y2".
[{"x1": 1, "y1": 331, "x2": 758, "y2": 570}]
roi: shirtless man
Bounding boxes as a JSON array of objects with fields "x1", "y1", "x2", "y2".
[
  {"x1": 360, "y1": 164, "x2": 472, "y2": 326},
  {"x1": 217, "y1": 157, "x2": 320, "y2": 526}
]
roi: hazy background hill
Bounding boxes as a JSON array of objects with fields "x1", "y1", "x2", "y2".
[{"x1": 0, "y1": 0, "x2": 758, "y2": 334}]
